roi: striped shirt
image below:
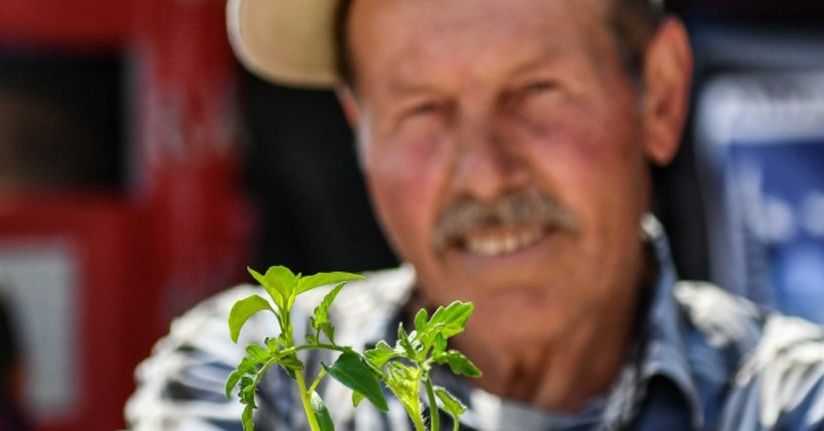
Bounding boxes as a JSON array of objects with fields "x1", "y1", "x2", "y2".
[{"x1": 126, "y1": 216, "x2": 824, "y2": 430}]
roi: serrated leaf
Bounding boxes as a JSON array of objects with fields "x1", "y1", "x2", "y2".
[
  {"x1": 228, "y1": 295, "x2": 275, "y2": 343},
  {"x1": 435, "y1": 351, "x2": 482, "y2": 377},
  {"x1": 296, "y1": 271, "x2": 364, "y2": 295},
  {"x1": 312, "y1": 282, "x2": 345, "y2": 343},
  {"x1": 352, "y1": 390, "x2": 365, "y2": 408},
  {"x1": 312, "y1": 283, "x2": 344, "y2": 327},
  {"x1": 324, "y1": 352, "x2": 388, "y2": 412},
  {"x1": 246, "y1": 344, "x2": 268, "y2": 362},
  {"x1": 311, "y1": 391, "x2": 336, "y2": 431},
  {"x1": 434, "y1": 385, "x2": 466, "y2": 420},
  {"x1": 365, "y1": 341, "x2": 399, "y2": 369},
  {"x1": 427, "y1": 301, "x2": 474, "y2": 339},
  {"x1": 414, "y1": 308, "x2": 429, "y2": 334},
  {"x1": 396, "y1": 324, "x2": 418, "y2": 359},
  {"x1": 237, "y1": 356, "x2": 258, "y2": 374}
]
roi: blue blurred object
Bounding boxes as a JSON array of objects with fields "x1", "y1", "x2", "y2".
[{"x1": 694, "y1": 33, "x2": 824, "y2": 323}]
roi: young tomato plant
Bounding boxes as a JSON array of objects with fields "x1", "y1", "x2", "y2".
[{"x1": 225, "y1": 265, "x2": 481, "y2": 431}]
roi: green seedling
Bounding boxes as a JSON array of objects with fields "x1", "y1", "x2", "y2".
[{"x1": 226, "y1": 265, "x2": 481, "y2": 431}]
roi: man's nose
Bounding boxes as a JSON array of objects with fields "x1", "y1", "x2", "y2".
[{"x1": 449, "y1": 116, "x2": 530, "y2": 201}]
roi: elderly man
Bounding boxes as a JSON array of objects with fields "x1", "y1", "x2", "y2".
[{"x1": 127, "y1": 0, "x2": 824, "y2": 430}]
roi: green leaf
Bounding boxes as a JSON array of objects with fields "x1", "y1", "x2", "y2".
[
  {"x1": 228, "y1": 295, "x2": 275, "y2": 343},
  {"x1": 225, "y1": 370, "x2": 243, "y2": 399},
  {"x1": 310, "y1": 391, "x2": 336, "y2": 431},
  {"x1": 414, "y1": 308, "x2": 429, "y2": 334},
  {"x1": 246, "y1": 344, "x2": 268, "y2": 362},
  {"x1": 385, "y1": 362, "x2": 422, "y2": 421},
  {"x1": 265, "y1": 265, "x2": 298, "y2": 288},
  {"x1": 247, "y1": 267, "x2": 286, "y2": 309},
  {"x1": 427, "y1": 301, "x2": 474, "y2": 339},
  {"x1": 435, "y1": 351, "x2": 482, "y2": 378},
  {"x1": 242, "y1": 404, "x2": 254, "y2": 431},
  {"x1": 396, "y1": 324, "x2": 418, "y2": 359},
  {"x1": 324, "y1": 352, "x2": 389, "y2": 412},
  {"x1": 312, "y1": 282, "x2": 346, "y2": 343},
  {"x1": 239, "y1": 376, "x2": 257, "y2": 408},
  {"x1": 264, "y1": 337, "x2": 279, "y2": 352},
  {"x1": 352, "y1": 390, "x2": 365, "y2": 408},
  {"x1": 365, "y1": 341, "x2": 399, "y2": 369},
  {"x1": 235, "y1": 358, "x2": 256, "y2": 375},
  {"x1": 434, "y1": 385, "x2": 467, "y2": 420},
  {"x1": 432, "y1": 333, "x2": 447, "y2": 359},
  {"x1": 276, "y1": 333, "x2": 290, "y2": 350},
  {"x1": 297, "y1": 271, "x2": 364, "y2": 295},
  {"x1": 280, "y1": 354, "x2": 304, "y2": 370}
]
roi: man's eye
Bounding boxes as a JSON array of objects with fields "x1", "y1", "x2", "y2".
[
  {"x1": 525, "y1": 80, "x2": 557, "y2": 94},
  {"x1": 408, "y1": 101, "x2": 443, "y2": 116}
]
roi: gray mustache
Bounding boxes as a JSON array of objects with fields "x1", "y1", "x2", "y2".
[{"x1": 432, "y1": 188, "x2": 579, "y2": 252}]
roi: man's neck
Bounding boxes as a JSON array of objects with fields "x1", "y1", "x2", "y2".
[
  {"x1": 459, "y1": 310, "x2": 634, "y2": 411},
  {"x1": 452, "y1": 251, "x2": 654, "y2": 413}
]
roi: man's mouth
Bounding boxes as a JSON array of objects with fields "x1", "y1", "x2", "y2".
[
  {"x1": 459, "y1": 224, "x2": 547, "y2": 257},
  {"x1": 432, "y1": 187, "x2": 579, "y2": 256}
]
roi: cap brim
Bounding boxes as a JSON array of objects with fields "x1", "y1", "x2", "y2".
[{"x1": 227, "y1": 0, "x2": 340, "y2": 88}]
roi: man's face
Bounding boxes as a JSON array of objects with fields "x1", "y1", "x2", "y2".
[{"x1": 346, "y1": 0, "x2": 661, "y2": 345}]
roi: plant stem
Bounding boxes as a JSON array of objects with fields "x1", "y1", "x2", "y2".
[
  {"x1": 296, "y1": 371, "x2": 322, "y2": 431},
  {"x1": 424, "y1": 376, "x2": 439, "y2": 431},
  {"x1": 308, "y1": 368, "x2": 328, "y2": 395},
  {"x1": 282, "y1": 311, "x2": 321, "y2": 431},
  {"x1": 410, "y1": 410, "x2": 428, "y2": 431}
]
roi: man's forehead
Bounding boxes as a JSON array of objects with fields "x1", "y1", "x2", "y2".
[
  {"x1": 382, "y1": 45, "x2": 572, "y2": 96},
  {"x1": 348, "y1": 0, "x2": 613, "y2": 92},
  {"x1": 350, "y1": 0, "x2": 608, "y2": 29}
]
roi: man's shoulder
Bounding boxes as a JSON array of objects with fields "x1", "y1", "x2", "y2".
[
  {"x1": 674, "y1": 281, "x2": 824, "y2": 429},
  {"x1": 674, "y1": 281, "x2": 824, "y2": 363},
  {"x1": 673, "y1": 281, "x2": 766, "y2": 354}
]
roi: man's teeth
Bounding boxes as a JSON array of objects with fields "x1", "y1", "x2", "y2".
[{"x1": 464, "y1": 228, "x2": 545, "y2": 256}]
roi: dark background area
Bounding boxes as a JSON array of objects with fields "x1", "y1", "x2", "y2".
[{"x1": 0, "y1": 50, "x2": 123, "y2": 191}]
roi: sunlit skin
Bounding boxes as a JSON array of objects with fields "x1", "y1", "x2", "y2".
[{"x1": 339, "y1": 0, "x2": 691, "y2": 411}]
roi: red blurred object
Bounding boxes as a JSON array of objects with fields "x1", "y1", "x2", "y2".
[
  {"x1": 0, "y1": 193, "x2": 137, "y2": 431},
  {"x1": 0, "y1": 0, "x2": 130, "y2": 47},
  {"x1": 0, "y1": 0, "x2": 253, "y2": 430}
]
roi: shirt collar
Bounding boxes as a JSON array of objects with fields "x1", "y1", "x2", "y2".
[{"x1": 640, "y1": 214, "x2": 704, "y2": 430}]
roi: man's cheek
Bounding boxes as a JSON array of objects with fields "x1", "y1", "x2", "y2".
[{"x1": 368, "y1": 166, "x2": 428, "y2": 252}]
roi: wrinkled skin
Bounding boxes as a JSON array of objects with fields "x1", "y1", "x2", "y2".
[{"x1": 340, "y1": 0, "x2": 691, "y2": 410}]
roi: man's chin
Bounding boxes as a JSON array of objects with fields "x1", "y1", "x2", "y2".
[{"x1": 467, "y1": 300, "x2": 571, "y2": 345}]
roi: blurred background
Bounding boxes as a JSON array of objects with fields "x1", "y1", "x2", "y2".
[{"x1": 0, "y1": 0, "x2": 822, "y2": 430}]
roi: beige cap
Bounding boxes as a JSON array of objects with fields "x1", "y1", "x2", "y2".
[
  {"x1": 226, "y1": 0, "x2": 341, "y2": 88},
  {"x1": 227, "y1": 0, "x2": 664, "y2": 88}
]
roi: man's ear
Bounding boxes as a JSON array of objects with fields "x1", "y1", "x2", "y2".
[
  {"x1": 336, "y1": 86, "x2": 360, "y2": 128},
  {"x1": 641, "y1": 17, "x2": 693, "y2": 166}
]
